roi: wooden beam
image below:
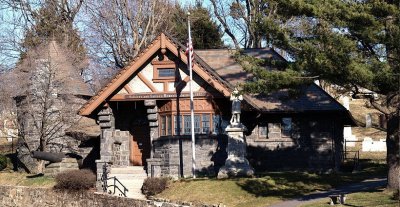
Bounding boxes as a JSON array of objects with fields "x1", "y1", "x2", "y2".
[
  {"x1": 79, "y1": 38, "x2": 161, "y2": 116},
  {"x1": 165, "y1": 40, "x2": 231, "y2": 97},
  {"x1": 124, "y1": 85, "x2": 134, "y2": 94},
  {"x1": 137, "y1": 73, "x2": 158, "y2": 92}
]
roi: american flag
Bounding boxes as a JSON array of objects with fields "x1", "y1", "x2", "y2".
[{"x1": 186, "y1": 41, "x2": 194, "y2": 68}]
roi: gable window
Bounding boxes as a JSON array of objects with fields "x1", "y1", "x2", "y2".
[
  {"x1": 152, "y1": 60, "x2": 176, "y2": 82},
  {"x1": 158, "y1": 68, "x2": 175, "y2": 78}
]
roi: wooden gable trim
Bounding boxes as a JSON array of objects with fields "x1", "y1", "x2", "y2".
[
  {"x1": 124, "y1": 85, "x2": 134, "y2": 94},
  {"x1": 79, "y1": 33, "x2": 232, "y2": 116},
  {"x1": 79, "y1": 36, "x2": 162, "y2": 116},
  {"x1": 137, "y1": 73, "x2": 158, "y2": 92},
  {"x1": 164, "y1": 38, "x2": 231, "y2": 97}
]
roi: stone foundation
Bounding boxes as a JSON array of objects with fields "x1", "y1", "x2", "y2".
[
  {"x1": 44, "y1": 158, "x2": 79, "y2": 176},
  {"x1": 150, "y1": 136, "x2": 224, "y2": 178},
  {"x1": 0, "y1": 185, "x2": 215, "y2": 207}
]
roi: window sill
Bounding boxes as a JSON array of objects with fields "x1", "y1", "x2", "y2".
[{"x1": 153, "y1": 78, "x2": 175, "y2": 82}]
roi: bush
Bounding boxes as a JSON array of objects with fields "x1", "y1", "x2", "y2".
[
  {"x1": 142, "y1": 177, "x2": 169, "y2": 196},
  {"x1": 0, "y1": 154, "x2": 7, "y2": 171},
  {"x1": 54, "y1": 169, "x2": 96, "y2": 191}
]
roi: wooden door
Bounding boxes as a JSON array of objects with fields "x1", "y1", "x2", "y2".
[{"x1": 130, "y1": 124, "x2": 150, "y2": 166}]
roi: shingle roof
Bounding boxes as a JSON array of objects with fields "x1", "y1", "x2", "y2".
[{"x1": 195, "y1": 49, "x2": 346, "y2": 112}]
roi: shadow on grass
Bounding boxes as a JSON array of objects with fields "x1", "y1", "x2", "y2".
[
  {"x1": 236, "y1": 161, "x2": 387, "y2": 199},
  {"x1": 26, "y1": 173, "x2": 44, "y2": 178},
  {"x1": 236, "y1": 172, "x2": 327, "y2": 198}
]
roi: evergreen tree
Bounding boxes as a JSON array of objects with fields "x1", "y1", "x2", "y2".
[
  {"x1": 172, "y1": 3, "x2": 224, "y2": 49},
  {"x1": 241, "y1": 0, "x2": 400, "y2": 190},
  {"x1": 19, "y1": 1, "x2": 86, "y2": 65}
]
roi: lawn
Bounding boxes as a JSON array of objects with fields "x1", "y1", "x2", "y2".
[
  {"x1": 301, "y1": 188, "x2": 399, "y2": 207},
  {"x1": 0, "y1": 172, "x2": 55, "y2": 187},
  {"x1": 156, "y1": 162, "x2": 387, "y2": 207}
]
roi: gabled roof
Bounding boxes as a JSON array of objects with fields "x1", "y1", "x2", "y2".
[
  {"x1": 79, "y1": 33, "x2": 232, "y2": 116},
  {"x1": 80, "y1": 33, "x2": 354, "y2": 125},
  {"x1": 196, "y1": 49, "x2": 349, "y2": 112}
]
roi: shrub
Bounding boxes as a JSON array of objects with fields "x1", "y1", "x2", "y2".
[
  {"x1": 393, "y1": 189, "x2": 399, "y2": 200},
  {"x1": 54, "y1": 169, "x2": 96, "y2": 191},
  {"x1": 142, "y1": 177, "x2": 169, "y2": 196},
  {"x1": 0, "y1": 154, "x2": 7, "y2": 171}
]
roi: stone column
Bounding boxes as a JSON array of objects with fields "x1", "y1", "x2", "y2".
[
  {"x1": 217, "y1": 126, "x2": 254, "y2": 178},
  {"x1": 144, "y1": 100, "x2": 161, "y2": 175},
  {"x1": 96, "y1": 106, "x2": 114, "y2": 191}
]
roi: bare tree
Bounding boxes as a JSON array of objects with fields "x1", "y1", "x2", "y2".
[
  {"x1": 0, "y1": 0, "x2": 85, "y2": 69},
  {"x1": 84, "y1": 0, "x2": 177, "y2": 69}
]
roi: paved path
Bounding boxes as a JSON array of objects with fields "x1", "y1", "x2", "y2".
[{"x1": 268, "y1": 177, "x2": 387, "y2": 207}]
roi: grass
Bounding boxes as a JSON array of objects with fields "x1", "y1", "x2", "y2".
[
  {"x1": 156, "y1": 162, "x2": 387, "y2": 207},
  {"x1": 301, "y1": 188, "x2": 399, "y2": 207},
  {"x1": 0, "y1": 172, "x2": 55, "y2": 187}
]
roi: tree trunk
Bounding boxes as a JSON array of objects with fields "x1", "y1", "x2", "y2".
[{"x1": 386, "y1": 115, "x2": 399, "y2": 190}]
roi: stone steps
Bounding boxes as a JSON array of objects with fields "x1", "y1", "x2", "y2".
[{"x1": 108, "y1": 166, "x2": 147, "y2": 199}]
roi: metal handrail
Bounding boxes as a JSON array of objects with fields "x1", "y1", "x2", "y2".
[
  {"x1": 105, "y1": 176, "x2": 129, "y2": 197},
  {"x1": 100, "y1": 162, "x2": 128, "y2": 197}
]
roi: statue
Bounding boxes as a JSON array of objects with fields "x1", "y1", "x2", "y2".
[{"x1": 230, "y1": 88, "x2": 243, "y2": 127}]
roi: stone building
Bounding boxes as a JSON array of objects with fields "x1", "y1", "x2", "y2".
[
  {"x1": 14, "y1": 41, "x2": 96, "y2": 173},
  {"x1": 79, "y1": 33, "x2": 355, "y2": 180}
]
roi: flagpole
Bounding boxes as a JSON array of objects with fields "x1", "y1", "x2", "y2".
[{"x1": 187, "y1": 12, "x2": 196, "y2": 178}]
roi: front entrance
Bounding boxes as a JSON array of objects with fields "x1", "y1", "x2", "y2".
[{"x1": 130, "y1": 124, "x2": 151, "y2": 166}]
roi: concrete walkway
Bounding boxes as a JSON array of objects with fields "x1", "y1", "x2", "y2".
[{"x1": 268, "y1": 177, "x2": 387, "y2": 207}]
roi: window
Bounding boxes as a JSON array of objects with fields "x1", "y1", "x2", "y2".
[
  {"x1": 282, "y1": 118, "x2": 292, "y2": 137},
  {"x1": 194, "y1": 115, "x2": 201, "y2": 134},
  {"x1": 174, "y1": 115, "x2": 182, "y2": 135},
  {"x1": 257, "y1": 118, "x2": 292, "y2": 139},
  {"x1": 161, "y1": 116, "x2": 166, "y2": 136},
  {"x1": 161, "y1": 113, "x2": 223, "y2": 136},
  {"x1": 258, "y1": 123, "x2": 268, "y2": 138},
  {"x1": 167, "y1": 115, "x2": 172, "y2": 135},
  {"x1": 158, "y1": 68, "x2": 175, "y2": 78},
  {"x1": 268, "y1": 123, "x2": 281, "y2": 138},
  {"x1": 184, "y1": 115, "x2": 191, "y2": 135},
  {"x1": 202, "y1": 114, "x2": 210, "y2": 133},
  {"x1": 152, "y1": 60, "x2": 176, "y2": 81},
  {"x1": 213, "y1": 115, "x2": 220, "y2": 134}
]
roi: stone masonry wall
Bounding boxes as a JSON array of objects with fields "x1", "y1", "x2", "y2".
[
  {"x1": 16, "y1": 94, "x2": 92, "y2": 173},
  {"x1": 0, "y1": 185, "x2": 208, "y2": 207},
  {"x1": 151, "y1": 136, "x2": 221, "y2": 178},
  {"x1": 246, "y1": 114, "x2": 340, "y2": 171}
]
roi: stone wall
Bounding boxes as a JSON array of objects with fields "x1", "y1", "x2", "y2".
[
  {"x1": 0, "y1": 185, "x2": 205, "y2": 207},
  {"x1": 150, "y1": 135, "x2": 225, "y2": 178},
  {"x1": 245, "y1": 114, "x2": 343, "y2": 171},
  {"x1": 15, "y1": 94, "x2": 93, "y2": 173}
]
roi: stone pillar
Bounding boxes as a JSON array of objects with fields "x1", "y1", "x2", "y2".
[
  {"x1": 217, "y1": 126, "x2": 254, "y2": 178},
  {"x1": 96, "y1": 106, "x2": 114, "y2": 191},
  {"x1": 145, "y1": 100, "x2": 159, "y2": 176}
]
